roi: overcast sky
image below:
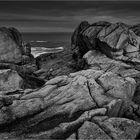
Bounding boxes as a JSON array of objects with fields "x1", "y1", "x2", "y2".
[{"x1": 0, "y1": 1, "x2": 140, "y2": 33}]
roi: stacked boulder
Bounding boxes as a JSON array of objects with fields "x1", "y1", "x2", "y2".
[
  {"x1": 0, "y1": 27, "x2": 45, "y2": 94},
  {"x1": 71, "y1": 21, "x2": 140, "y2": 65}
]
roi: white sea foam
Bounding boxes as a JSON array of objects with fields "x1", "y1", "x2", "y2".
[
  {"x1": 30, "y1": 40, "x2": 48, "y2": 43},
  {"x1": 31, "y1": 46, "x2": 64, "y2": 58}
]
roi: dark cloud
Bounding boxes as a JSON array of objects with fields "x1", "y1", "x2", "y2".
[{"x1": 0, "y1": 1, "x2": 139, "y2": 32}]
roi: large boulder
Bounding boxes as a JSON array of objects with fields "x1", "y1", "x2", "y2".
[
  {"x1": 71, "y1": 21, "x2": 140, "y2": 63},
  {"x1": 0, "y1": 27, "x2": 23, "y2": 64}
]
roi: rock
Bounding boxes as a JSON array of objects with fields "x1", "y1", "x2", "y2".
[
  {"x1": 0, "y1": 27, "x2": 23, "y2": 64},
  {"x1": 8, "y1": 27, "x2": 23, "y2": 49},
  {"x1": 98, "y1": 72, "x2": 136, "y2": 100},
  {"x1": 0, "y1": 70, "x2": 97, "y2": 126},
  {"x1": 87, "y1": 78, "x2": 113, "y2": 107},
  {"x1": 100, "y1": 117, "x2": 140, "y2": 139},
  {"x1": 0, "y1": 96, "x2": 13, "y2": 109},
  {"x1": 0, "y1": 68, "x2": 138, "y2": 139},
  {"x1": 118, "y1": 68, "x2": 140, "y2": 78},
  {"x1": 70, "y1": 69, "x2": 103, "y2": 79},
  {"x1": 83, "y1": 50, "x2": 132, "y2": 73},
  {"x1": 105, "y1": 99, "x2": 123, "y2": 117},
  {"x1": 0, "y1": 69, "x2": 23, "y2": 94},
  {"x1": 78, "y1": 121, "x2": 111, "y2": 140},
  {"x1": 0, "y1": 27, "x2": 40, "y2": 89},
  {"x1": 72, "y1": 21, "x2": 140, "y2": 64},
  {"x1": 131, "y1": 24, "x2": 140, "y2": 36},
  {"x1": 26, "y1": 108, "x2": 107, "y2": 139},
  {"x1": 71, "y1": 21, "x2": 91, "y2": 60}
]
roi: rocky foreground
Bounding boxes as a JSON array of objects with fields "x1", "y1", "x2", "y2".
[{"x1": 0, "y1": 22, "x2": 140, "y2": 139}]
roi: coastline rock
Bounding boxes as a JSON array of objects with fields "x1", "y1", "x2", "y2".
[
  {"x1": 78, "y1": 121, "x2": 111, "y2": 140},
  {"x1": 0, "y1": 69, "x2": 138, "y2": 139},
  {"x1": 0, "y1": 69, "x2": 23, "y2": 94},
  {"x1": 100, "y1": 117, "x2": 140, "y2": 139},
  {"x1": 0, "y1": 27, "x2": 23, "y2": 64},
  {"x1": 0, "y1": 22, "x2": 140, "y2": 139},
  {"x1": 98, "y1": 72, "x2": 136, "y2": 100},
  {"x1": 72, "y1": 21, "x2": 140, "y2": 64}
]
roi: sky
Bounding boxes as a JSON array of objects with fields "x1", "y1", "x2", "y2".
[{"x1": 0, "y1": 1, "x2": 140, "y2": 33}]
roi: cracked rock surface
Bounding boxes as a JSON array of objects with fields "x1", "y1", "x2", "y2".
[
  {"x1": 1, "y1": 22, "x2": 140, "y2": 139},
  {"x1": 0, "y1": 68, "x2": 140, "y2": 139}
]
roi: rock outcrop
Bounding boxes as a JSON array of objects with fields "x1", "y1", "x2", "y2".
[
  {"x1": 0, "y1": 22, "x2": 140, "y2": 139},
  {"x1": 0, "y1": 27, "x2": 45, "y2": 89},
  {"x1": 0, "y1": 69, "x2": 139, "y2": 139},
  {"x1": 71, "y1": 21, "x2": 140, "y2": 65}
]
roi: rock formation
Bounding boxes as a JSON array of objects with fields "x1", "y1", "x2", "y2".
[
  {"x1": 71, "y1": 21, "x2": 140, "y2": 65},
  {"x1": 0, "y1": 22, "x2": 140, "y2": 139},
  {"x1": 0, "y1": 69, "x2": 139, "y2": 139},
  {"x1": 0, "y1": 27, "x2": 45, "y2": 91}
]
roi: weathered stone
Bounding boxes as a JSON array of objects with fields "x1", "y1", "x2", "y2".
[
  {"x1": 70, "y1": 69, "x2": 103, "y2": 79},
  {"x1": 83, "y1": 50, "x2": 131, "y2": 73},
  {"x1": 87, "y1": 78, "x2": 113, "y2": 107},
  {"x1": 0, "y1": 71, "x2": 97, "y2": 126},
  {"x1": 101, "y1": 117, "x2": 140, "y2": 139},
  {"x1": 0, "y1": 69, "x2": 23, "y2": 94},
  {"x1": 118, "y1": 68, "x2": 140, "y2": 78},
  {"x1": 0, "y1": 27, "x2": 23, "y2": 64},
  {"x1": 105, "y1": 99, "x2": 123, "y2": 117},
  {"x1": 78, "y1": 121, "x2": 111, "y2": 140},
  {"x1": 72, "y1": 21, "x2": 140, "y2": 64},
  {"x1": 26, "y1": 108, "x2": 107, "y2": 139},
  {"x1": 98, "y1": 72, "x2": 136, "y2": 100}
]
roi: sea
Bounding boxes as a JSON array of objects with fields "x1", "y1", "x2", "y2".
[
  {"x1": 22, "y1": 32, "x2": 72, "y2": 48},
  {"x1": 22, "y1": 32, "x2": 72, "y2": 56}
]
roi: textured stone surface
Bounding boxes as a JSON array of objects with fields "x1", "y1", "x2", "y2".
[
  {"x1": 1, "y1": 22, "x2": 140, "y2": 139},
  {"x1": 0, "y1": 27, "x2": 23, "y2": 64},
  {"x1": 78, "y1": 121, "x2": 111, "y2": 140},
  {"x1": 72, "y1": 21, "x2": 140, "y2": 64},
  {"x1": 101, "y1": 117, "x2": 140, "y2": 139},
  {"x1": 0, "y1": 69, "x2": 23, "y2": 93},
  {"x1": 0, "y1": 69, "x2": 138, "y2": 139}
]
